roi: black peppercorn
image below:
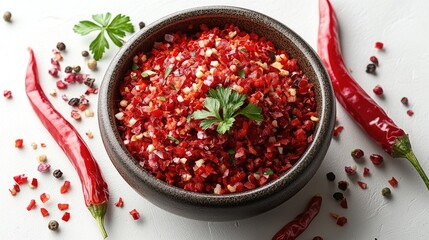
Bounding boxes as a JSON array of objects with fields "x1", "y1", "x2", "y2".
[
  {"x1": 333, "y1": 192, "x2": 344, "y2": 201},
  {"x1": 48, "y1": 220, "x2": 59, "y2": 231},
  {"x1": 326, "y1": 172, "x2": 336, "y2": 181},
  {"x1": 338, "y1": 180, "x2": 349, "y2": 191},
  {"x1": 65, "y1": 66, "x2": 73, "y2": 73},
  {"x1": 53, "y1": 169, "x2": 63, "y2": 178},
  {"x1": 81, "y1": 50, "x2": 89, "y2": 57},
  {"x1": 68, "y1": 97, "x2": 80, "y2": 107},
  {"x1": 56, "y1": 42, "x2": 66, "y2": 51},
  {"x1": 401, "y1": 97, "x2": 409, "y2": 105},
  {"x1": 366, "y1": 63, "x2": 376, "y2": 74},
  {"x1": 139, "y1": 21, "x2": 146, "y2": 29}
]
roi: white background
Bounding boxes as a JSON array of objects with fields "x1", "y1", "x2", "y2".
[{"x1": 1, "y1": 0, "x2": 429, "y2": 239}]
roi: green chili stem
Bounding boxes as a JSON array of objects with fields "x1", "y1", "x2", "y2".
[
  {"x1": 392, "y1": 135, "x2": 429, "y2": 190},
  {"x1": 88, "y1": 203, "x2": 108, "y2": 239}
]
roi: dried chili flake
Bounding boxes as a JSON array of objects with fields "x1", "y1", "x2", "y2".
[
  {"x1": 129, "y1": 209, "x2": 140, "y2": 220},
  {"x1": 13, "y1": 174, "x2": 28, "y2": 185},
  {"x1": 15, "y1": 139, "x2": 24, "y2": 148},
  {"x1": 58, "y1": 203, "x2": 69, "y2": 210},
  {"x1": 363, "y1": 167, "x2": 370, "y2": 177},
  {"x1": 9, "y1": 184, "x2": 20, "y2": 196},
  {"x1": 3, "y1": 90, "x2": 12, "y2": 98},
  {"x1": 370, "y1": 154, "x2": 384, "y2": 166},
  {"x1": 40, "y1": 193, "x2": 50, "y2": 203},
  {"x1": 56, "y1": 80, "x2": 67, "y2": 90},
  {"x1": 26, "y1": 199, "x2": 36, "y2": 211},
  {"x1": 115, "y1": 197, "x2": 124, "y2": 207},
  {"x1": 29, "y1": 178, "x2": 38, "y2": 188},
  {"x1": 333, "y1": 126, "x2": 344, "y2": 137},
  {"x1": 60, "y1": 180, "x2": 71, "y2": 194},
  {"x1": 374, "y1": 42, "x2": 384, "y2": 50},
  {"x1": 62, "y1": 212, "x2": 71, "y2": 222},
  {"x1": 357, "y1": 181, "x2": 367, "y2": 189},
  {"x1": 339, "y1": 198, "x2": 348, "y2": 209},
  {"x1": 388, "y1": 177, "x2": 398, "y2": 187},
  {"x1": 40, "y1": 208, "x2": 49, "y2": 217}
]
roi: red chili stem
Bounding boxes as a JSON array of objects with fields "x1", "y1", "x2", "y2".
[
  {"x1": 272, "y1": 195, "x2": 322, "y2": 240},
  {"x1": 317, "y1": 0, "x2": 429, "y2": 190},
  {"x1": 25, "y1": 48, "x2": 109, "y2": 238}
]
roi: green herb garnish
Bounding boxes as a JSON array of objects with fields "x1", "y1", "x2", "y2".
[
  {"x1": 269, "y1": 51, "x2": 276, "y2": 62},
  {"x1": 192, "y1": 86, "x2": 263, "y2": 134},
  {"x1": 165, "y1": 66, "x2": 173, "y2": 79},
  {"x1": 237, "y1": 69, "x2": 245, "y2": 78},
  {"x1": 167, "y1": 135, "x2": 180, "y2": 144},
  {"x1": 264, "y1": 169, "x2": 274, "y2": 176},
  {"x1": 131, "y1": 62, "x2": 139, "y2": 70},
  {"x1": 158, "y1": 96, "x2": 166, "y2": 101},
  {"x1": 141, "y1": 70, "x2": 156, "y2": 78},
  {"x1": 73, "y1": 13, "x2": 134, "y2": 60},
  {"x1": 240, "y1": 47, "x2": 247, "y2": 52}
]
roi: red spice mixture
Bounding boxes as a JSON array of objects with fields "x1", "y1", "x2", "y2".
[{"x1": 116, "y1": 24, "x2": 317, "y2": 194}]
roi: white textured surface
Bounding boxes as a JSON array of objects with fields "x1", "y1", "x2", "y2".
[{"x1": 1, "y1": 0, "x2": 429, "y2": 239}]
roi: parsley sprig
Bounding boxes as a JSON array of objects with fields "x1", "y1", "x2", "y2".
[
  {"x1": 73, "y1": 13, "x2": 134, "y2": 60},
  {"x1": 192, "y1": 86, "x2": 263, "y2": 134}
]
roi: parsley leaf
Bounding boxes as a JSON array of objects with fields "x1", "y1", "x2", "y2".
[
  {"x1": 192, "y1": 86, "x2": 263, "y2": 134},
  {"x1": 73, "y1": 13, "x2": 134, "y2": 60}
]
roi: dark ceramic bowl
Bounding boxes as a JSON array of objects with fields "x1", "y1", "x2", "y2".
[{"x1": 98, "y1": 6, "x2": 335, "y2": 221}]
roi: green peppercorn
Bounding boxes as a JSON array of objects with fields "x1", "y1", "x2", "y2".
[
  {"x1": 56, "y1": 42, "x2": 66, "y2": 51},
  {"x1": 382, "y1": 187, "x2": 391, "y2": 197},
  {"x1": 81, "y1": 50, "x2": 89, "y2": 57},
  {"x1": 65, "y1": 66, "x2": 73, "y2": 73},
  {"x1": 3, "y1": 11, "x2": 12, "y2": 22},
  {"x1": 73, "y1": 65, "x2": 81, "y2": 73},
  {"x1": 48, "y1": 220, "x2": 59, "y2": 231},
  {"x1": 53, "y1": 169, "x2": 63, "y2": 178}
]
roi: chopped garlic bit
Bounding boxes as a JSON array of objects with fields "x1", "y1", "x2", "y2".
[
  {"x1": 271, "y1": 61, "x2": 283, "y2": 70},
  {"x1": 115, "y1": 112, "x2": 124, "y2": 120},
  {"x1": 147, "y1": 144, "x2": 155, "y2": 152},
  {"x1": 310, "y1": 116, "x2": 320, "y2": 122}
]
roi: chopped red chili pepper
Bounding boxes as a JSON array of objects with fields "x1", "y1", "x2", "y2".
[
  {"x1": 333, "y1": 125, "x2": 344, "y2": 137},
  {"x1": 374, "y1": 42, "x2": 384, "y2": 50},
  {"x1": 56, "y1": 80, "x2": 67, "y2": 89},
  {"x1": 272, "y1": 195, "x2": 322, "y2": 240},
  {"x1": 115, "y1": 197, "x2": 124, "y2": 207},
  {"x1": 58, "y1": 203, "x2": 69, "y2": 211},
  {"x1": 388, "y1": 177, "x2": 398, "y2": 187},
  {"x1": 60, "y1": 180, "x2": 71, "y2": 194},
  {"x1": 3, "y1": 90, "x2": 12, "y2": 98},
  {"x1": 62, "y1": 212, "x2": 71, "y2": 222},
  {"x1": 357, "y1": 181, "x2": 367, "y2": 189},
  {"x1": 15, "y1": 139, "x2": 24, "y2": 148},
  {"x1": 26, "y1": 199, "x2": 36, "y2": 211},
  {"x1": 40, "y1": 193, "x2": 50, "y2": 203},
  {"x1": 339, "y1": 198, "x2": 348, "y2": 209},
  {"x1": 370, "y1": 154, "x2": 384, "y2": 166},
  {"x1": 9, "y1": 184, "x2": 20, "y2": 196},
  {"x1": 129, "y1": 209, "x2": 140, "y2": 220},
  {"x1": 363, "y1": 167, "x2": 370, "y2": 177},
  {"x1": 13, "y1": 174, "x2": 28, "y2": 185},
  {"x1": 29, "y1": 178, "x2": 38, "y2": 188},
  {"x1": 40, "y1": 207, "x2": 49, "y2": 217}
]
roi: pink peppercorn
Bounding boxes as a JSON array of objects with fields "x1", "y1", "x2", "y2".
[
  {"x1": 406, "y1": 110, "x2": 414, "y2": 117},
  {"x1": 56, "y1": 80, "x2": 67, "y2": 90},
  {"x1": 48, "y1": 68, "x2": 59, "y2": 77},
  {"x1": 373, "y1": 85, "x2": 383, "y2": 95},
  {"x1": 363, "y1": 167, "x2": 370, "y2": 177},
  {"x1": 370, "y1": 56, "x2": 379, "y2": 65},
  {"x1": 370, "y1": 154, "x2": 384, "y2": 165},
  {"x1": 3, "y1": 90, "x2": 12, "y2": 98}
]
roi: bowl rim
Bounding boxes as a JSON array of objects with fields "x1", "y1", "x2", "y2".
[{"x1": 99, "y1": 5, "x2": 335, "y2": 206}]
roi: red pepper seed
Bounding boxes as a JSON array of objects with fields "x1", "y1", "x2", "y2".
[
  {"x1": 375, "y1": 41, "x2": 384, "y2": 50},
  {"x1": 26, "y1": 199, "x2": 36, "y2": 211},
  {"x1": 406, "y1": 110, "x2": 414, "y2": 117},
  {"x1": 58, "y1": 203, "x2": 69, "y2": 211},
  {"x1": 15, "y1": 139, "x2": 24, "y2": 148},
  {"x1": 388, "y1": 177, "x2": 398, "y2": 187},
  {"x1": 40, "y1": 208, "x2": 49, "y2": 217},
  {"x1": 115, "y1": 197, "x2": 124, "y2": 207},
  {"x1": 129, "y1": 209, "x2": 140, "y2": 220},
  {"x1": 62, "y1": 212, "x2": 71, "y2": 222},
  {"x1": 370, "y1": 154, "x2": 384, "y2": 166},
  {"x1": 40, "y1": 193, "x2": 50, "y2": 203},
  {"x1": 373, "y1": 85, "x2": 383, "y2": 96},
  {"x1": 3, "y1": 90, "x2": 12, "y2": 98},
  {"x1": 369, "y1": 56, "x2": 379, "y2": 65}
]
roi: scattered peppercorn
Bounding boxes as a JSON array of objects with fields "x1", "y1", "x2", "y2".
[
  {"x1": 369, "y1": 56, "x2": 378, "y2": 65},
  {"x1": 375, "y1": 41, "x2": 384, "y2": 50},
  {"x1": 3, "y1": 11, "x2": 12, "y2": 22},
  {"x1": 87, "y1": 58, "x2": 97, "y2": 70},
  {"x1": 370, "y1": 154, "x2": 384, "y2": 165},
  {"x1": 56, "y1": 42, "x2": 66, "y2": 51},
  {"x1": 357, "y1": 181, "x2": 367, "y2": 189},
  {"x1": 73, "y1": 65, "x2": 81, "y2": 73},
  {"x1": 406, "y1": 110, "x2": 414, "y2": 117},
  {"x1": 382, "y1": 187, "x2": 391, "y2": 197},
  {"x1": 139, "y1": 21, "x2": 145, "y2": 29},
  {"x1": 65, "y1": 66, "x2": 73, "y2": 73},
  {"x1": 338, "y1": 180, "x2": 349, "y2": 191},
  {"x1": 81, "y1": 50, "x2": 89, "y2": 57},
  {"x1": 345, "y1": 165, "x2": 356, "y2": 175},
  {"x1": 373, "y1": 85, "x2": 383, "y2": 96},
  {"x1": 351, "y1": 148, "x2": 364, "y2": 159},
  {"x1": 401, "y1": 97, "x2": 409, "y2": 105},
  {"x1": 333, "y1": 192, "x2": 344, "y2": 201},
  {"x1": 333, "y1": 125, "x2": 344, "y2": 137},
  {"x1": 326, "y1": 172, "x2": 336, "y2": 181},
  {"x1": 3, "y1": 90, "x2": 12, "y2": 99},
  {"x1": 53, "y1": 169, "x2": 63, "y2": 178},
  {"x1": 366, "y1": 63, "x2": 376, "y2": 74},
  {"x1": 48, "y1": 220, "x2": 59, "y2": 231}
]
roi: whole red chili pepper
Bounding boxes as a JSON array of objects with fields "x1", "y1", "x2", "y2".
[
  {"x1": 317, "y1": 0, "x2": 429, "y2": 189},
  {"x1": 25, "y1": 48, "x2": 109, "y2": 238},
  {"x1": 272, "y1": 195, "x2": 322, "y2": 240}
]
